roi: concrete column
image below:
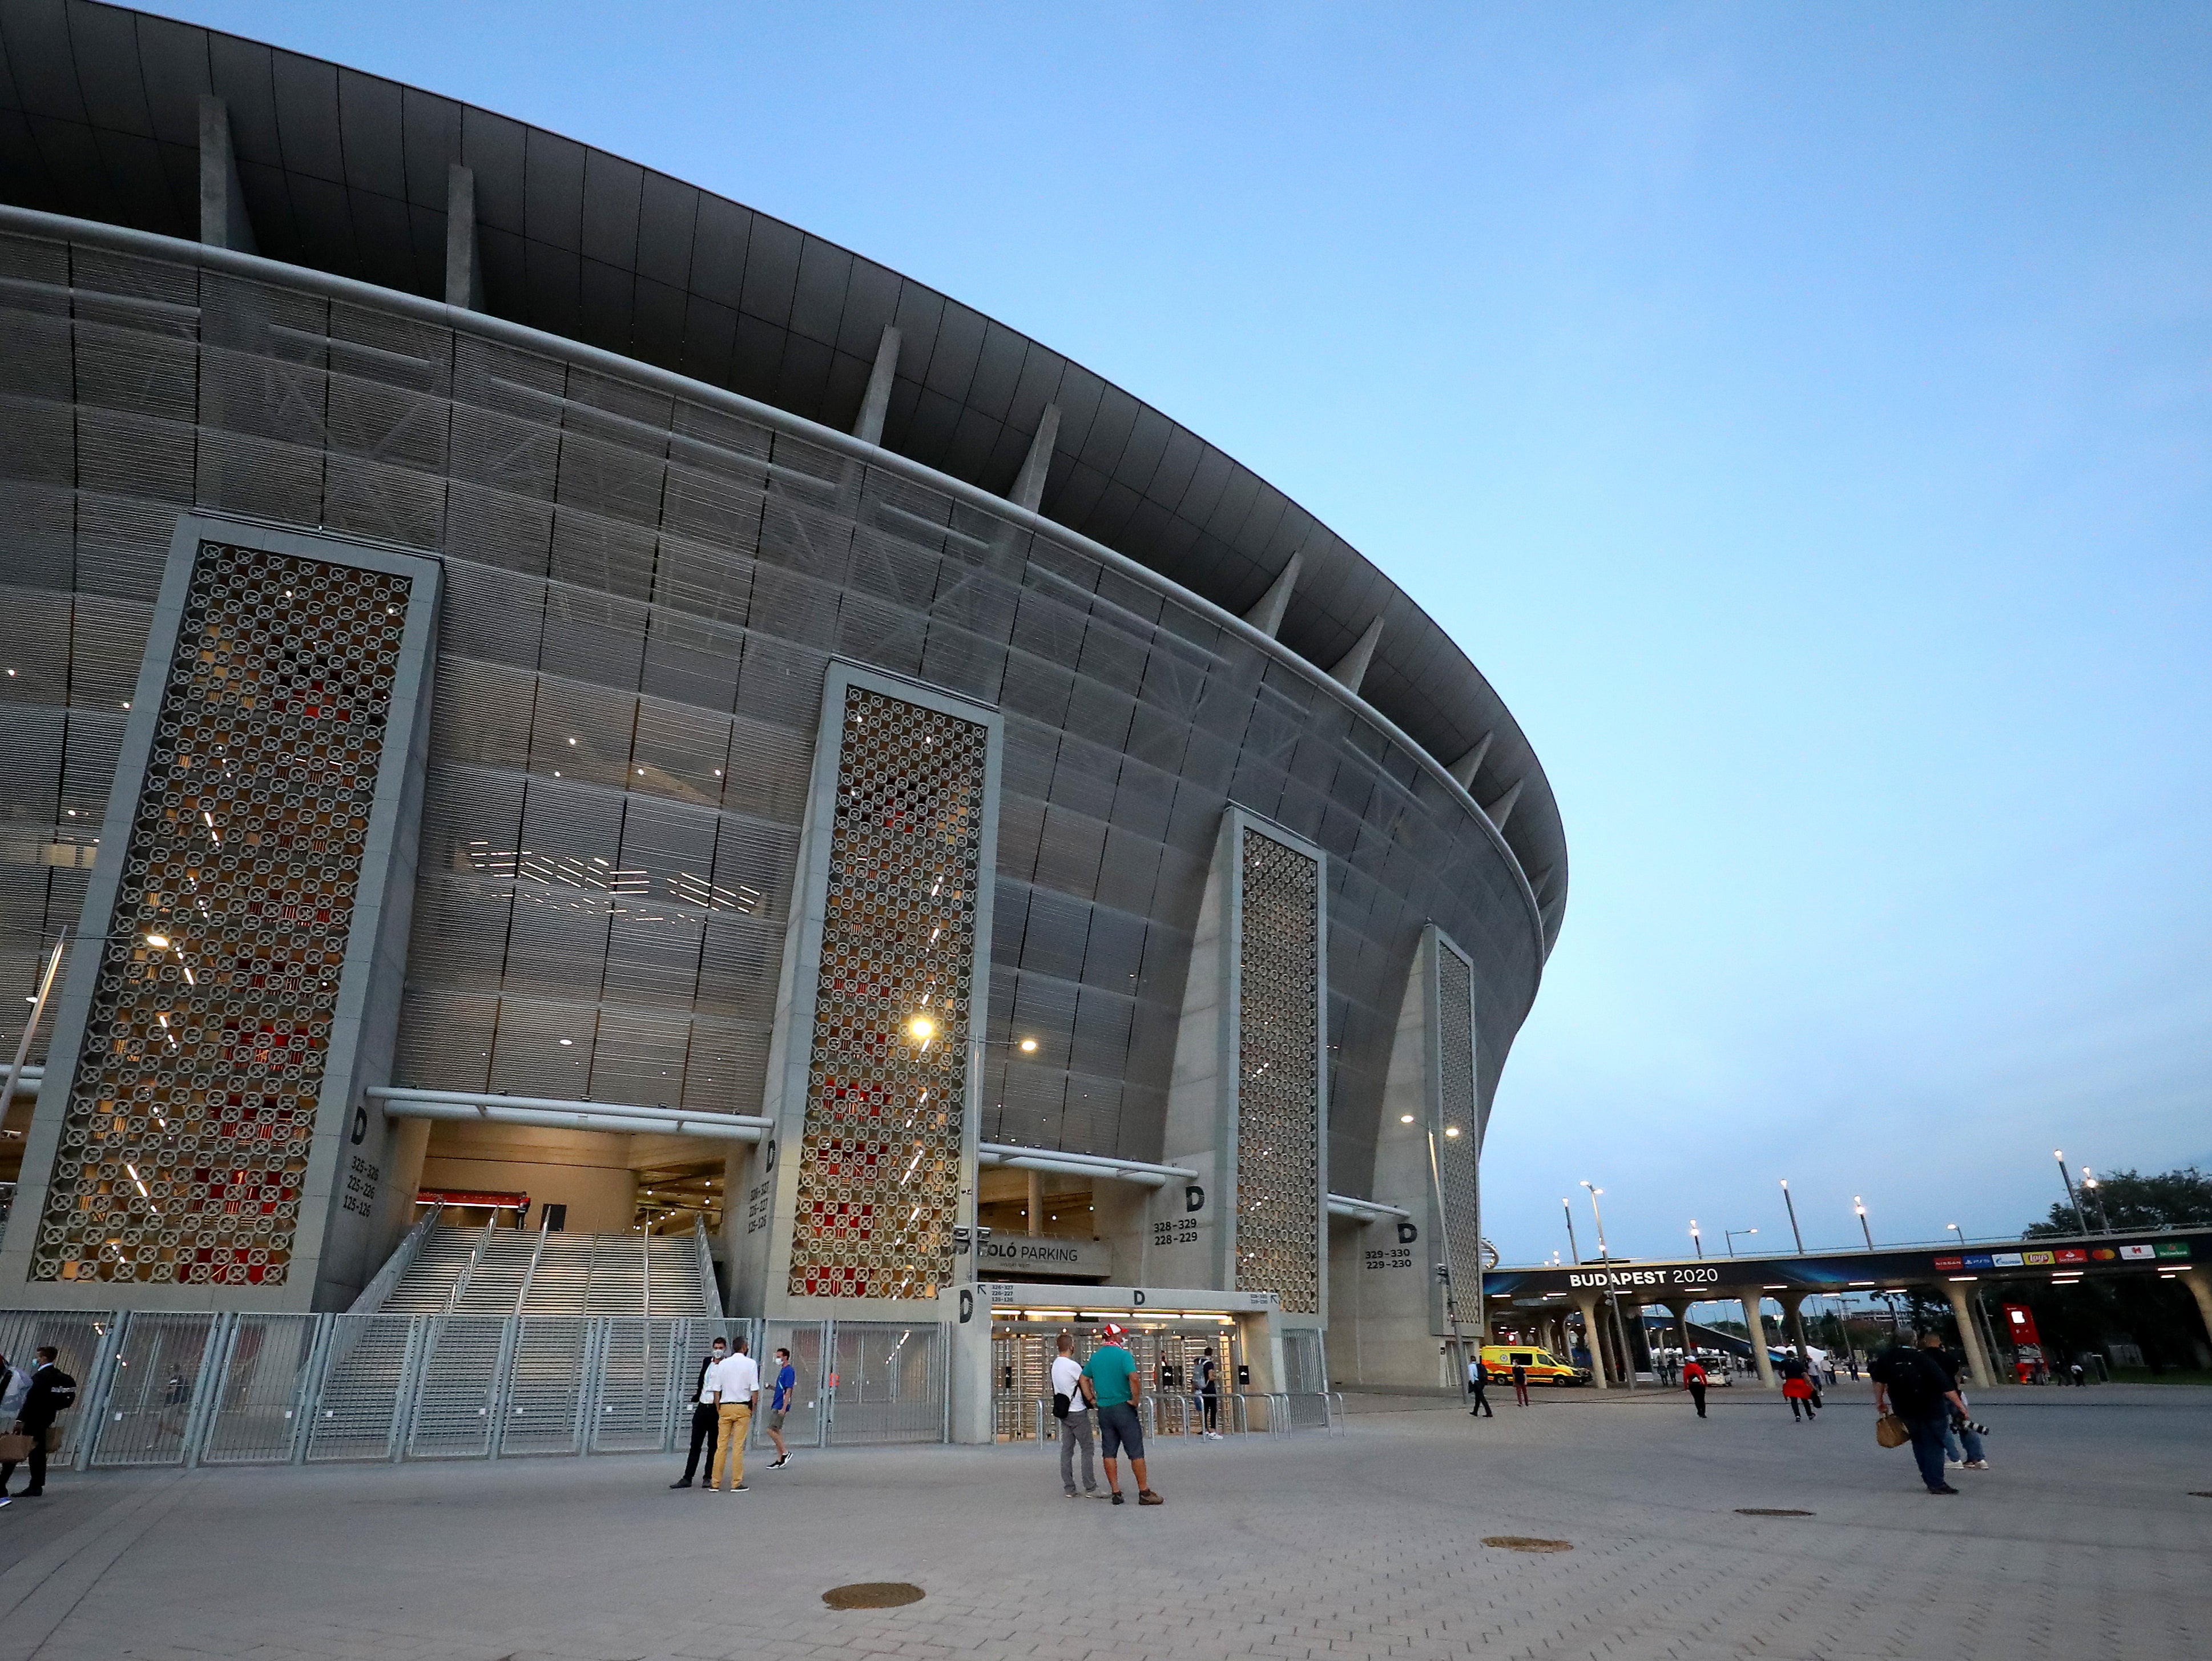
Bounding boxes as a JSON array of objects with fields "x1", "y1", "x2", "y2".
[
  {"x1": 939, "y1": 1283, "x2": 996, "y2": 1444},
  {"x1": 1025, "y1": 1169, "x2": 1042, "y2": 1237},
  {"x1": 445, "y1": 164, "x2": 484, "y2": 310},
  {"x1": 198, "y1": 95, "x2": 257, "y2": 253},
  {"x1": 1942, "y1": 1280, "x2": 2000, "y2": 1389},
  {"x1": 1736, "y1": 1290, "x2": 1778, "y2": 1387},
  {"x1": 1574, "y1": 1297, "x2": 1610, "y2": 1389},
  {"x1": 1662, "y1": 1297, "x2": 1694, "y2": 1369},
  {"x1": 1779, "y1": 1290, "x2": 1812, "y2": 1362},
  {"x1": 2177, "y1": 1268, "x2": 2212, "y2": 1362}
]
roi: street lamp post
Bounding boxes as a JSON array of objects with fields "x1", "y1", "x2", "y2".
[
  {"x1": 2081, "y1": 1168, "x2": 2112, "y2": 1234},
  {"x1": 1724, "y1": 1227, "x2": 1758, "y2": 1257},
  {"x1": 2053, "y1": 1149, "x2": 2090, "y2": 1237},
  {"x1": 1581, "y1": 1181, "x2": 1636, "y2": 1393},
  {"x1": 1561, "y1": 1197, "x2": 1581, "y2": 1265},
  {"x1": 1779, "y1": 1179, "x2": 1804, "y2": 1253},
  {"x1": 1689, "y1": 1219, "x2": 1703, "y2": 1259},
  {"x1": 1854, "y1": 1196, "x2": 1874, "y2": 1252}
]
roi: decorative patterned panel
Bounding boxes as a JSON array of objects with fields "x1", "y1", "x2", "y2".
[
  {"x1": 1434, "y1": 941, "x2": 1484, "y2": 1320},
  {"x1": 31, "y1": 542, "x2": 411, "y2": 1285},
  {"x1": 1235, "y1": 827, "x2": 1321, "y2": 1313},
  {"x1": 786, "y1": 686, "x2": 987, "y2": 1298}
]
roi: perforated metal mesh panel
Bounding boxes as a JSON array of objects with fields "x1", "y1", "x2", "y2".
[
  {"x1": 786, "y1": 687, "x2": 984, "y2": 1300},
  {"x1": 1434, "y1": 942, "x2": 1484, "y2": 1318},
  {"x1": 32, "y1": 541, "x2": 410, "y2": 1287},
  {"x1": 1235, "y1": 828, "x2": 1321, "y2": 1313},
  {"x1": 0, "y1": 231, "x2": 1541, "y2": 1235}
]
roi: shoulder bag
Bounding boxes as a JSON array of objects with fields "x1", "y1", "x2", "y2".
[{"x1": 1875, "y1": 1412, "x2": 1910, "y2": 1449}]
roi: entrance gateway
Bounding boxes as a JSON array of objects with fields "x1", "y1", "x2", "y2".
[{"x1": 965, "y1": 1282, "x2": 1323, "y2": 1442}]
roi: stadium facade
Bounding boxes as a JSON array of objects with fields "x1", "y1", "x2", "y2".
[{"x1": 0, "y1": 1, "x2": 1565, "y2": 1394}]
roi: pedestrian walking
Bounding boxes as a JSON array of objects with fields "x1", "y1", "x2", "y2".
[
  {"x1": 1196, "y1": 1346, "x2": 1222, "y2": 1437},
  {"x1": 0, "y1": 1350, "x2": 31, "y2": 1506},
  {"x1": 669, "y1": 1335, "x2": 728, "y2": 1488},
  {"x1": 5, "y1": 1347, "x2": 75, "y2": 1499},
  {"x1": 1467, "y1": 1355, "x2": 1493, "y2": 1418},
  {"x1": 1847, "y1": 1353, "x2": 1861, "y2": 1381},
  {"x1": 1510, "y1": 1358, "x2": 1531, "y2": 1406},
  {"x1": 1082, "y1": 1323, "x2": 1162, "y2": 1506},
  {"x1": 1780, "y1": 1353, "x2": 1818, "y2": 1421},
  {"x1": 1052, "y1": 1331, "x2": 1103, "y2": 1499},
  {"x1": 1870, "y1": 1332, "x2": 1968, "y2": 1495},
  {"x1": 702, "y1": 1335, "x2": 759, "y2": 1493},
  {"x1": 765, "y1": 1346, "x2": 797, "y2": 1470},
  {"x1": 1682, "y1": 1354, "x2": 1709, "y2": 1418},
  {"x1": 1930, "y1": 1337, "x2": 1991, "y2": 1471}
]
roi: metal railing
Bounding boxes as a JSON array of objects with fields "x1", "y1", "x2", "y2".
[
  {"x1": 1023, "y1": 1386, "x2": 1337, "y2": 1446},
  {"x1": 21, "y1": 1309, "x2": 952, "y2": 1471}
]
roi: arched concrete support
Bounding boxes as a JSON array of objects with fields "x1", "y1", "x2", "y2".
[
  {"x1": 1010, "y1": 403, "x2": 1061, "y2": 512},
  {"x1": 1482, "y1": 778, "x2": 1525, "y2": 831},
  {"x1": 1941, "y1": 1280, "x2": 2000, "y2": 1389},
  {"x1": 1661, "y1": 1296, "x2": 1694, "y2": 1367},
  {"x1": 1327, "y1": 616, "x2": 1385, "y2": 694},
  {"x1": 1447, "y1": 733, "x2": 1492, "y2": 790},
  {"x1": 1778, "y1": 1290, "x2": 1813, "y2": 1362},
  {"x1": 1734, "y1": 1289, "x2": 1778, "y2": 1387},
  {"x1": 2183, "y1": 1268, "x2": 2212, "y2": 1361},
  {"x1": 1573, "y1": 1296, "x2": 1610, "y2": 1389},
  {"x1": 445, "y1": 164, "x2": 483, "y2": 310},
  {"x1": 852, "y1": 324, "x2": 901, "y2": 445},
  {"x1": 198, "y1": 95, "x2": 256, "y2": 254},
  {"x1": 1243, "y1": 553, "x2": 1301, "y2": 638}
]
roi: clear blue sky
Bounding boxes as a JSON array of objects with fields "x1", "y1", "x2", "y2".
[{"x1": 154, "y1": 2, "x2": 2212, "y2": 1260}]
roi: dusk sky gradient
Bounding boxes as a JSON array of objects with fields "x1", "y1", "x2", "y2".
[{"x1": 148, "y1": 2, "x2": 2212, "y2": 1263}]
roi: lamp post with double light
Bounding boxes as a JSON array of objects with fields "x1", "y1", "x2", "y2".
[
  {"x1": 2053, "y1": 1149, "x2": 2090, "y2": 1237},
  {"x1": 1581, "y1": 1181, "x2": 1637, "y2": 1391},
  {"x1": 1854, "y1": 1196, "x2": 1875, "y2": 1252},
  {"x1": 1689, "y1": 1219, "x2": 1703, "y2": 1259}
]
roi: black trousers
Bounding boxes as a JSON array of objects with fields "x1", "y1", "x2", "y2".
[
  {"x1": 678, "y1": 1403, "x2": 719, "y2": 1481},
  {"x1": 2, "y1": 1430, "x2": 48, "y2": 1493},
  {"x1": 1469, "y1": 1379, "x2": 1493, "y2": 1417},
  {"x1": 1200, "y1": 1391, "x2": 1218, "y2": 1430},
  {"x1": 1688, "y1": 1383, "x2": 1706, "y2": 1417}
]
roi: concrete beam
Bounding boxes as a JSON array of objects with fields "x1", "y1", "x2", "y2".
[
  {"x1": 1482, "y1": 778, "x2": 1525, "y2": 831},
  {"x1": 1243, "y1": 552, "x2": 1302, "y2": 638},
  {"x1": 852, "y1": 324, "x2": 901, "y2": 445},
  {"x1": 1447, "y1": 732, "x2": 1492, "y2": 789},
  {"x1": 197, "y1": 95, "x2": 256, "y2": 254},
  {"x1": 1010, "y1": 403, "x2": 1061, "y2": 512},
  {"x1": 445, "y1": 163, "x2": 484, "y2": 311},
  {"x1": 1327, "y1": 615, "x2": 1385, "y2": 694}
]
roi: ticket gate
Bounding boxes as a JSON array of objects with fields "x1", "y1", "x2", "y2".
[{"x1": 990, "y1": 1317, "x2": 1241, "y2": 1441}]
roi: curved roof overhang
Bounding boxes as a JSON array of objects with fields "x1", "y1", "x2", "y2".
[{"x1": 0, "y1": 0, "x2": 1568, "y2": 950}]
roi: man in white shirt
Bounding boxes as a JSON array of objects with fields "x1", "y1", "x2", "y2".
[
  {"x1": 1051, "y1": 1330, "x2": 1103, "y2": 1499},
  {"x1": 702, "y1": 1335, "x2": 760, "y2": 1493}
]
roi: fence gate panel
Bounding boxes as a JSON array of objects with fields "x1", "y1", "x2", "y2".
[
  {"x1": 826, "y1": 1321, "x2": 945, "y2": 1446},
  {"x1": 0, "y1": 1309, "x2": 115, "y2": 1467},
  {"x1": 758, "y1": 1320, "x2": 828, "y2": 1449},
  {"x1": 307, "y1": 1314, "x2": 422, "y2": 1462},
  {"x1": 88, "y1": 1312, "x2": 221, "y2": 1467},
  {"x1": 406, "y1": 1316, "x2": 511, "y2": 1458},
  {"x1": 592, "y1": 1317, "x2": 684, "y2": 1452},
  {"x1": 201, "y1": 1313, "x2": 322, "y2": 1464},
  {"x1": 498, "y1": 1317, "x2": 589, "y2": 1455}
]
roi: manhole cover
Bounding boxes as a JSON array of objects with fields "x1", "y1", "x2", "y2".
[
  {"x1": 1482, "y1": 1535, "x2": 1573, "y2": 1553},
  {"x1": 823, "y1": 1583, "x2": 925, "y2": 1610},
  {"x1": 1736, "y1": 1508, "x2": 1815, "y2": 1517}
]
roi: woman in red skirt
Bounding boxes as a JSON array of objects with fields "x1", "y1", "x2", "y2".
[{"x1": 1779, "y1": 1352, "x2": 1818, "y2": 1421}]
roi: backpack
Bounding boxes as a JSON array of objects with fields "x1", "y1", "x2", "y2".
[{"x1": 35, "y1": 1368, "x2": 75, "y2": 1412}]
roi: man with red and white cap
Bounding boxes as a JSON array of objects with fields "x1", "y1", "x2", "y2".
[{"x1": 1081, "y1": 1324, "x2": 1162, "y2": 1506}]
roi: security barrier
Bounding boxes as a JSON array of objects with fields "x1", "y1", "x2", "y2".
[{"x1": 2, "y1": 1310, "x2": 949, "y2": 1470}]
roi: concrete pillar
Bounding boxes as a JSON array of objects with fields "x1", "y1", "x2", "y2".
[
  {"x1": 1736, "y1": 1290, "x2": 1778, "y2": 1387},
  {"x1": 2177, "y1": 1268, "x2": 2212, "y2": 1363},
  {"x1": 198, "y1": 95, "x2": 257, "y2": 254},
  {"x1": 1025, "y1": 1169, "x2": 1042, "y2": 1236},
  {"x1": 1574, "y1": 1297, "x2": 1610, "y2": 1389},
  {"x1": 1663, "y1": 1297, "x2": 1694, "y2": 1370},
  {"x1": 1779, "y1": 1290, "x2": 1812, "y2": 1363},
  {"x1": 445, "y1": 164, "x2": 484, "y2": 311},
  {"x1": 940, "y1": 1284, "x2": 996, "y2": 1444},
  {"x1": 1942, "y1": 1280, "x2": 2000, "y2": 1390}
]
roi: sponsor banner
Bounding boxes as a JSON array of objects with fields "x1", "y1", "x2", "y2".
[
  {"x1": 2155, "y1": 1242, "x2": 2192, "y2": 1258},
  {"x1": 2023, "y1": 1251, "x2": 2054, "y2": 1266},
  {"x1": 2054, "y1": 1248, "x2": 2088, "y2": 1264},
  {"x1": 1935, "y1": 1256, "x2": 1963, "y2": 1271},
  {"x1": 1963, "y1": 1254, "x2": 1995, "y2": 1269},
  {"x1": 2120, "y1": 1244, "x2": 2156, "y2": 1261},
  {"x1": 1992, "y1": 1252, "x2": 2024, "y2": 1267}
]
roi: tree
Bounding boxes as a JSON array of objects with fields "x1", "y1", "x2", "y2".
[{"x1": 2023, "y1": 1165, "x2": 2212, "y2": 1237}]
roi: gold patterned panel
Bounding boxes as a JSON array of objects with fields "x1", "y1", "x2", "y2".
[
  {"x1": 33, "y1": 542, "x2": 412, "y2": 1285},
  {"x1": 1235, "y1": 826, "x2": 1321, "y2": 1313},
  {"x1": 1435, "y1": 942, "x2": 1484, "y2": 1316},
  {"x1": 786, "y1": 686, "x2": 986, "y2": 1300}
]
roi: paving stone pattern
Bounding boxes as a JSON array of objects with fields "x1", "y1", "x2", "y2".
[{"x1": 0, "y1": 1382, "x2": 2206, "y2": 1661}]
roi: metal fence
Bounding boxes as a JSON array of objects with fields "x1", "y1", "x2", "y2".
[{"x1": 3, "y1": 1310, "x2": 950, "y2": 1471}]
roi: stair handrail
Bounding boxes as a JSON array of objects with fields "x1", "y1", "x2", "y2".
[
  {"x1": 514, "y1": 1209, "x2": 553, "y2": 1313},
  {"x1": 691, "y1": 1213, "x2": 724, "y2": 1318},
  {"x1": 640, "y1": 1223, "x2": 652, "y2": 1320},
  {"x1": 347, "y1": 1202, "x2": 444, "y2": 1313},
  {"x1": 446, "y1": 1217, "x2": 499, "y2": 1312}
]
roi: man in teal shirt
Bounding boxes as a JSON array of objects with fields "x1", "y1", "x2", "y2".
[{"x1": 1081, "y1": 1324, "x2": 1162, "y2": 1506}]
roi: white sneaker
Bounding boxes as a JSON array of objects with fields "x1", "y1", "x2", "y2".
[
  {"x1": 1945, "y1": 1458, "x2": 1964, "y2": 1468},
  {"x1": 1964, "y1": 1459, "x2": 1991, "y2": 1470}
]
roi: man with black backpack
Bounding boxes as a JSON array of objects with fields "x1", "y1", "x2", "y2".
[
  {"x1": 9, "y1": 1346, "x2": 76, "y2": 1498},
  {"x1": 1870, "y1": 1332, "x2": 1967, "y2": 1495},
  {"x1": 1051, "y1": 1330, "x2": 1103, "y2": 1499}
]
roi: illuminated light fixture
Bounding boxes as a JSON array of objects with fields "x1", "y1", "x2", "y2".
[
  {"x1": 1019, "y1": 1037, "x2": 1038, "y2": 1053},
  {"x1": 1400, "y1": 1114, "x2": 1415, "y2": 1124},
  {"x1": 907, "y1": 1016, "x2": 937, "y2": 1043},
  {"x1": 145, "y1": 934, "x2": 170, "y2": 948},
  {"x1": 567, "y1": 737, "x2": 577, "y2": 746},
  {"x1": 558, "y1": 1038, "x2": 574, "y2": 1047},
  {"x1": 1444, "y1": 1125, "x2": 1461, "y2": 1138}
]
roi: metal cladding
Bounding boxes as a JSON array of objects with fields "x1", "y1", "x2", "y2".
[
  {"x1": 1234, "y1": 827, "x2": 1322, "y2": 1313},
  {"x1": 0, "y1": 2, "x2": 1566, "y2": 1316}
]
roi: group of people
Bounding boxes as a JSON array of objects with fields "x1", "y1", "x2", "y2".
[
  {"x1": 0, "y1": 1345, "x2": 77, "y2": 1505},
  {"x1": 1464, "y1": 1356, "x2": 1535, "y2": 1417},
  {"x1": 1869, "y1": 1330, "x2": 1991, "y2": 1493},
  {"x1": 668, "y1": 1334, "x2": 799, "y2": 1493},
  {"x1": 1051, "y1": 1324, "x2": 1171, "y2": 1505}
]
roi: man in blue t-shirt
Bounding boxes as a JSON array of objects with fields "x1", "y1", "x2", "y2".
[
  {"x1": 765, "y1": 1347, "x2": 799, "y2": 1471},
  {"x1": 1081, "y1": 1325, "x2": 1162, "y2": 1506}
]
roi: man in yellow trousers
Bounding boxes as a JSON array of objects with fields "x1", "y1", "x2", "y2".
[{"x1": 704, "y1": 1334, "x2": 760, "y2": 1493}]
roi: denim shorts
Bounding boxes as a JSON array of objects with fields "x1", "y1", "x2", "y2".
[{"x1": 1097, "y1": 1401, "x2": 1145, "y2": 1460}]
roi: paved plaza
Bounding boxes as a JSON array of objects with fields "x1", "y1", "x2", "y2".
[{"x1": 0, "y1": 1382, "x2": 2206, "y2": 1661}]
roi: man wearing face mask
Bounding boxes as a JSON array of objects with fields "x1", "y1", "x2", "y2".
[{"x1": 669, "y1": 1336, "x2": 729, "y2": 1489}]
